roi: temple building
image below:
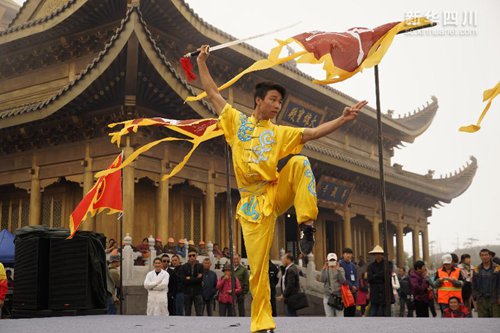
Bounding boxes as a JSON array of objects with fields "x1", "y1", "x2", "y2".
[{"x1": 0, "y1": 0, "x2": 477, "y2": 268}]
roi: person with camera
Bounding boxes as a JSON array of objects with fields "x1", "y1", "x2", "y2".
[{"x1": 320, "y1": 253, "x2": 346, "y2": 317}]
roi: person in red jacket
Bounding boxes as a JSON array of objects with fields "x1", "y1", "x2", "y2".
[
  {"x1": 409, "y1": 260, "x2": 432, "y2": 317},
  {"x1": 443, "y1": 296, "x2": 469, "y2": 318},
  {"x1": 217, "y1": 264, "x2": 242, "y2": 317}
]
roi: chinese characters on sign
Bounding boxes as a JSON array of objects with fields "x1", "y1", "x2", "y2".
[
  {"x1": 316, "y1": 176, "x2": 355, "y2": 209},
  {"x1": 282, "y1": 101, "x2": 323, "y2": 128}
]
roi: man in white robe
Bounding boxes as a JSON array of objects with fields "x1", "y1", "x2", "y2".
[{"x1": 144, "y1": 257, "x2": 170, "y2": 316}]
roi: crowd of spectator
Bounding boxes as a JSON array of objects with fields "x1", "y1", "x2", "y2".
[{"x1": 101, "y1": 236, "x2": 499, "y2": 319}]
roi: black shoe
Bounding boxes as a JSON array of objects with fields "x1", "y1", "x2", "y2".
[
  {"x1": 255, "y1": 330, "x2": 274, "y2": 333},
  {"x1": 299, "y1": 223, "x2": 315, "y2": 255}
]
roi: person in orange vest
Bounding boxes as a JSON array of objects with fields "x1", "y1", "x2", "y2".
[{"x1": 434, "y1": 254, "x2": 464, "y2": 316}]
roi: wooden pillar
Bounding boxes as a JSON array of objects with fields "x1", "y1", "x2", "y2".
[
  {"x1": 204, "y1": 161, "x2": 216, "y2": 243},
  {"x1": 413, "y1": 225, "x2": 421, "y2": 262},
  {"x1": 313, "y1": 219, "x2": 325, "y2": 267},
  {"x1": 396, "y1": 222, "x2": 404, "y2": 268},
  {"x1": 156, "y1": 148, "x2": 169, "y2": 240},
  {"x1": 81, "y1": 144, "x2": 95, "y2": 231},
  {"x1": 343, "y1": 208, "x2": 352, "y2": 249},
  {"x1": 29, "y1": 155, "x2": 41, "y2": 226},
  {"x1": 422, "y1": 225, "x2": 430, "y2": 263},
  {"x1": 336, "y1": 219, "x2": 343, "y2": 255},
  {"x1": 123, "y1": 138, "x2": 135, "y2": 237}
]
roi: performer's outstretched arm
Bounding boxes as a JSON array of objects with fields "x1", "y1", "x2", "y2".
[
  {"x1": 301, "y1": 100, "x2": 368, "y2": 143},
  {"x1": 196, "y1": 45, "x2": 227, "y2": 115}
]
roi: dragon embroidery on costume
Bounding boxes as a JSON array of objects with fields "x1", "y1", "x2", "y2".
[
  {"x1": 251, "y1": 130, "x2": 275, "y2": 163},
  {"x1": 241, "y1": 196, "x2": 260, "y2": 220},
  {"x1": 237, "y1": 114, "x2": 254, "y2": 142},
  {"x1": 304, "y1": 159, "x2": 317, "y2": 196}
]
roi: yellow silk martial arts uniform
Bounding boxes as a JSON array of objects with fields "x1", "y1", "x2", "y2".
[{"x1": 218, "y1": 104, "x2": 318, "y2": 332}]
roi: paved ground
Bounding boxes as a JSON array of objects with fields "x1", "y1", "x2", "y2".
[{"x1": 1, "y1": 315, "x2": 499, "y2": 333}]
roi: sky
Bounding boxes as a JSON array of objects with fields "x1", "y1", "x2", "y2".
[{"x1": 12, "y1": 0, "x2": 500, "y2": 253}]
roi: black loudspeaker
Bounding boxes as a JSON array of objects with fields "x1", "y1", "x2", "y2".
[
  {"x1": 48, "y1": 236, "x2": 106, "y2": 310},
  {"x1": 13, "y1": 237, "x2": 50, "y2": 310}
]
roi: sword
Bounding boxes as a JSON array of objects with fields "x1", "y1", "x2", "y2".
[{"x1": 183, "y1": 21, "x2": 301, "y2": 58}]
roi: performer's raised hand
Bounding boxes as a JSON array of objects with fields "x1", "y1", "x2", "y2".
[
  {"x1": 195, "y1": 44, "x2": 226, "y2": 115},
  {"x1": 196, "y1": 45, "x2": 210, "y2": 64},
  {"x1": 342, "y1": 100, "x2": 368, "y2": 122},
  {"x1": 301, "y1": 99, "x2": 368, "y2": 143}
]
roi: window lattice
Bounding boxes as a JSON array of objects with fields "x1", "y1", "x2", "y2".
[
  {"x1": 21, "y1": 200, "x2": 29, "y2": 227},
  {"x1": 214, "y1": 200, "x2": 220, "y2": 244},
  {"x1": 52, "y1": 198, "x2": 62, "y2": 228},
  {"x1": 42, "y1": 196, "x2": 51, "y2": 226},
  {"x1": 193, "y1": 201, "x2": 201, "y2": 244},
  {"x1": 1, "y1": 201, "x2": 8, "y2": 230},
  {"x1": 183, "y1": 200, "x2": 191, "y2": 240},
  {"x1": 11, "y1": 201, "x2": 19, "y2": 229}
]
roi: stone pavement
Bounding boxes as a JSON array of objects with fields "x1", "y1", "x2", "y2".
[{"x1": 1, "y1": 315, "x2": 499, "y2": 333}]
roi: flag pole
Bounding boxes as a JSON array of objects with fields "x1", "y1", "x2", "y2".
[
  {"x1": 373, "y1": 64, "x2": 392, "y2": 316},
  {"x1": 119, "y1": 151, "x2": 124, "y2": 315},
  {"x1": 375, "y1": 22, "x2": 436, "y2": 317},
  {"x1": 224, "y1": 143, "x2": 237, "y2": 313}
]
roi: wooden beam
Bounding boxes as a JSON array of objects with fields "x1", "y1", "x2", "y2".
[{"x1": 124, "y1": 32, "x2": 139, "y2": 106}]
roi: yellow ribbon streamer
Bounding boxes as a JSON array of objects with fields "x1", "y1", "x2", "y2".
[
  {"x1": 186, "y1": 17, "x2": 433, "y2": 102},
  {"x1": 185, "y1": 50, "x2": 308, "y2": 102},
  {"x1": 95, "y1": 120, "x2": 223, "y2": 180},
  {"x1": 459, "y1": 81, "x2": 500, "y2": 133}
]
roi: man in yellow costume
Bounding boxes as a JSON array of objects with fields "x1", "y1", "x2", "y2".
[{"x1": 196, "y1": 45, "x2": 367, "y2": 332}]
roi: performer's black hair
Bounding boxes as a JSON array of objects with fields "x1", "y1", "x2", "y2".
[{"x1": 254, "y1": 81, "x2": 286, "y2": 108}]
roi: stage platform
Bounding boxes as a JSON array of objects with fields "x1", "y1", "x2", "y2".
[{"x1": 1, "y1": 315, "x2": 499, "y2": 333}]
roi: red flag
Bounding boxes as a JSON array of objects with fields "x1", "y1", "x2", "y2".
[
  {"x1": 68, "y1": 153, "x2": 123, "y2": 238},
  {"x1": 292, "y1": 22, "x2": 400, "y2": 76},
  {"x1": 186, "y1": 17, "x2": 434, "y2": 102}
]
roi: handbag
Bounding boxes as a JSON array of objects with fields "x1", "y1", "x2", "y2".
[
  {"x1": 326, "y1": 269, "x2": 344, "y2": 311},
  {"x1": 328, "y1": 294, "x2": 344, "y2": 311},
  {"x1": 286, "y1": 292, "x2": 309, "y2": 311},
  {"x1": 341, "y1": 284, "x2": 355, "y2": 308}
]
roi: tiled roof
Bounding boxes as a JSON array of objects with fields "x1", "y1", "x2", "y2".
[
  {"x1": 305, "y1": 139, "x2": 477, "y2": 202},
  {"x1": 1, "y1": 0, "x2": 78, "y2": 36},
  {"x1": 0, "y1": 6, "x2": 215, "y2": 121}
]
